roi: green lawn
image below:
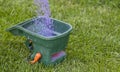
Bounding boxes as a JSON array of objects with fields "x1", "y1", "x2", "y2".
[{"x1": 0, "y1": 0, "x2": 120, "y2": 72}]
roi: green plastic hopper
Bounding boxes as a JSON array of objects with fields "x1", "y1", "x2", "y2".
[{"x1": 7, "y1": 17, "x2": 72, "y2": 65}]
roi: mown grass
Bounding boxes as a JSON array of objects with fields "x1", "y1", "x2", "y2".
[{"x1": 0, "y1": 0, "x2": 120, "y2": 72}]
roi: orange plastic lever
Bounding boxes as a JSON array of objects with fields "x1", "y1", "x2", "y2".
[{"x1": 30, "y1": 52, "x2": 41, "y2": 64}]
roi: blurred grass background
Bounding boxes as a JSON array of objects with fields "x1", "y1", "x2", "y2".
[{"x1": 0, "y1": 0, "x2": 120, "y2": 72}]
